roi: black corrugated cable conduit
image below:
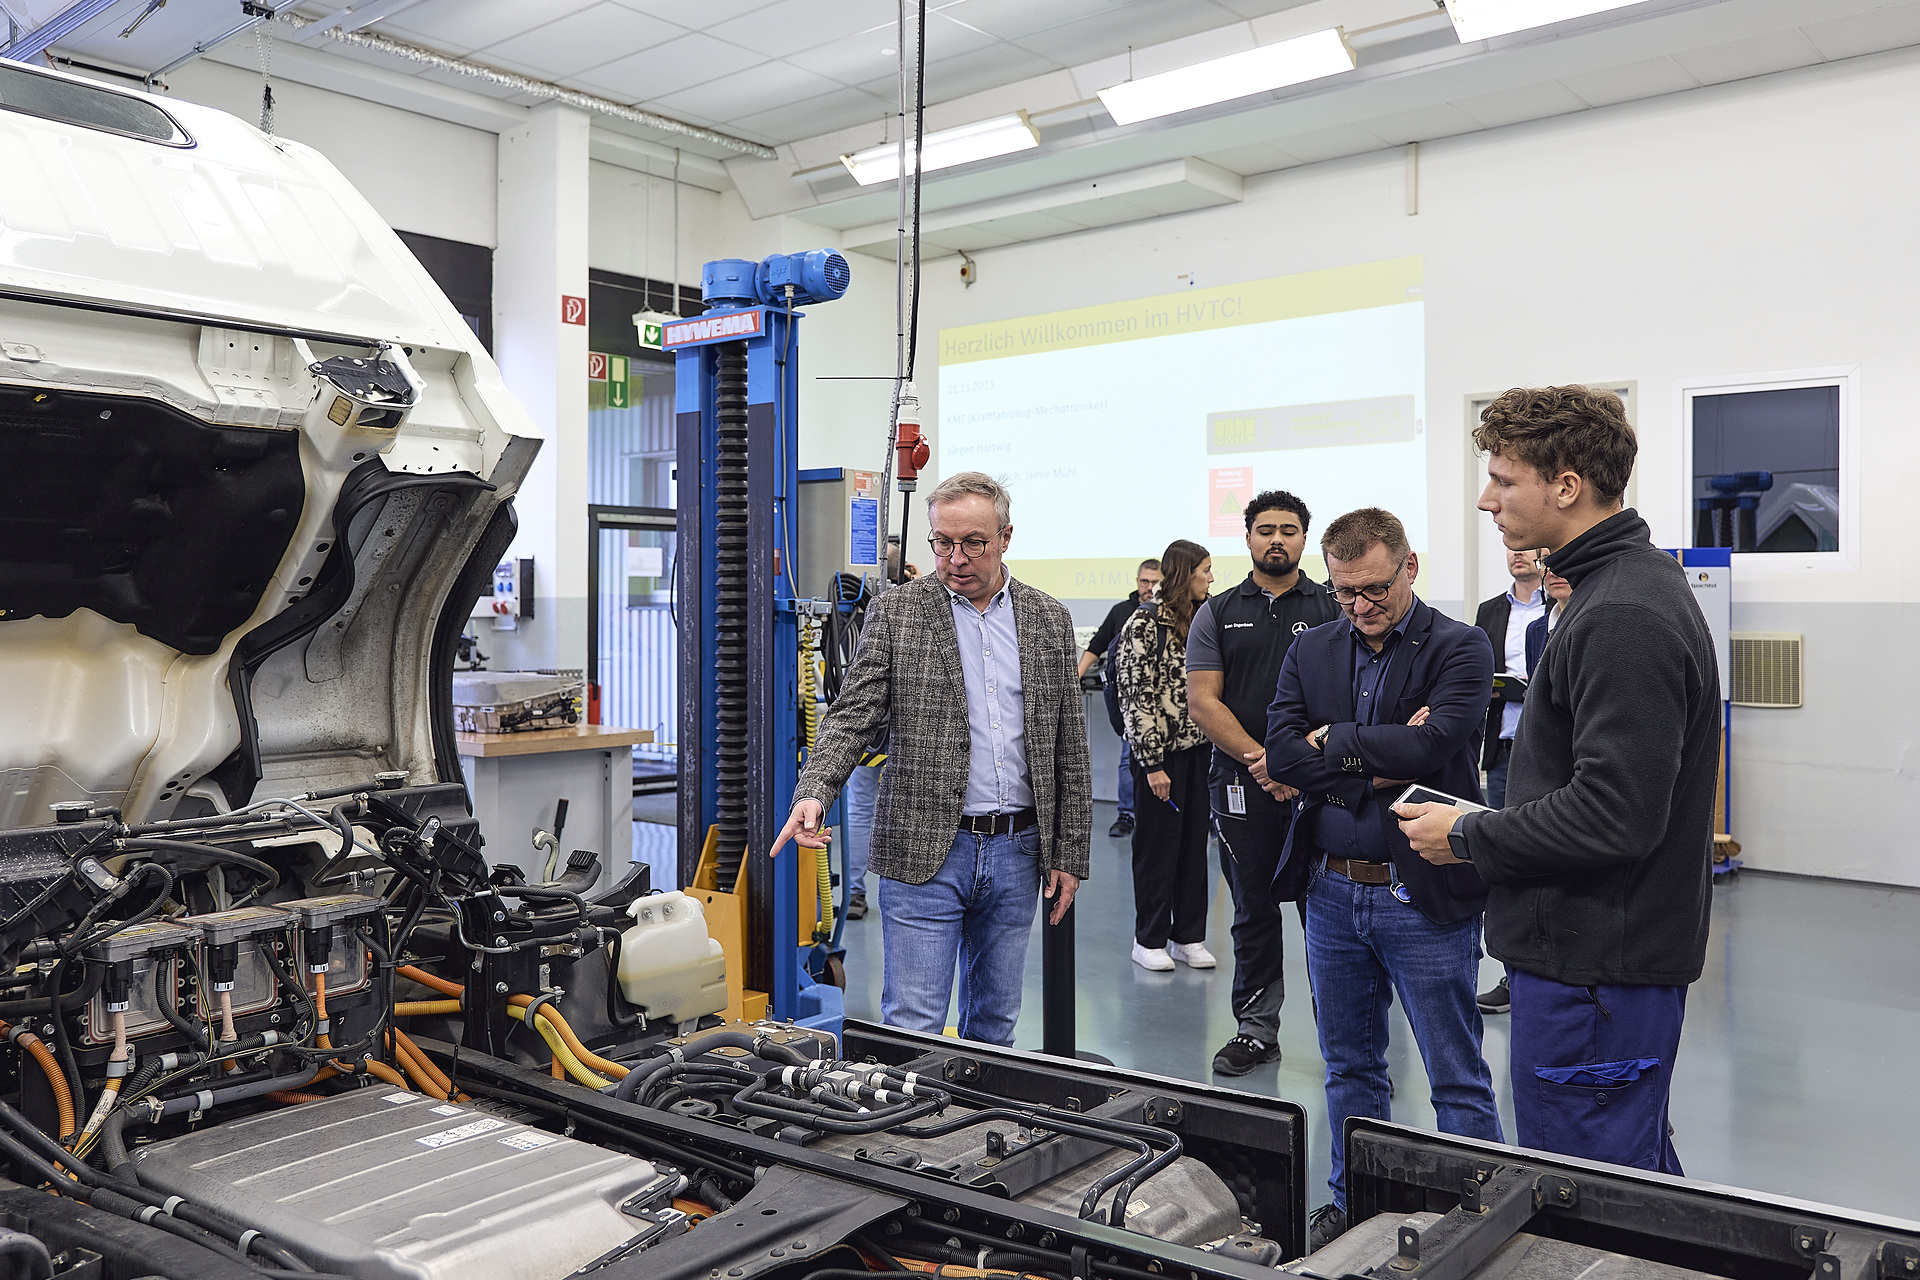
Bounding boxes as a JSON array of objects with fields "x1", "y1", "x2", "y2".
[{"x1": 713, "y1": 340, "x2": 751, "y2": 887}]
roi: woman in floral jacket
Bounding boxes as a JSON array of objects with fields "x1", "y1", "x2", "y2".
[{"x1": 1113, "y1": 539, "x2": 1217, "y2": 972}]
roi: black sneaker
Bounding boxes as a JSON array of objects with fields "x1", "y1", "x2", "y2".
[
  {"x1": 1477, "y1": 975, "x2": 1510, "y2": 1014},
  {"x1": 1108, "y1": 815, "x2": 1135, "y2": 838},
  {"x1": 1307, "y1": 1203, "x2": 1349, "y2": 1252},
  {"x1": 1211, "y1": 1035, "x2": 1280, "y2": 1076},
  {"x1": 845, "y1": 892, "x2": 867, "y2": 921}
]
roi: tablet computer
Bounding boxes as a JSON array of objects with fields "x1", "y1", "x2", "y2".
[
  {"x1": 1394, "y1": 783, "x2": 1492, "y2": 814},
  {"x1": 1491, "y1": 672, "x2": 1528, "y2": 698}
]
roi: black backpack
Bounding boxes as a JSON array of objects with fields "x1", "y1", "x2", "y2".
[{"x1": 1103, "y1": 601, "x2": 1164, "y2": 737}]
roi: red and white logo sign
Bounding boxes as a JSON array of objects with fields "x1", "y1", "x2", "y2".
[
  {"x1": 662, "y1": 309, "x2": 763, "y2": 348},
  {"x1": 561, "y1": 295, "x2": 587, "y2": 325},
  {"x1": 587, "y1": 351, "x2": 608, "y2": 380}
]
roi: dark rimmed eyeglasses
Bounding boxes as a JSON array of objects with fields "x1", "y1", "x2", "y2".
[
  {"x1": 1330, "y1": 560, "x2": 1407, "y2": 606},
  {"x1": 928, "y1": 534, "x2": 996, "y2": 559}
]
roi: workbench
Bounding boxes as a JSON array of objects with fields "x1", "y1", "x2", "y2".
[{"x1": 457, "y1": 725, "x2": 654, "y2": 893}]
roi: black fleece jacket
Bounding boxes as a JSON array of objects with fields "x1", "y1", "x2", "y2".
[{"x1": 1462, "y1": 510, "x2": 1721, "y2": 987}]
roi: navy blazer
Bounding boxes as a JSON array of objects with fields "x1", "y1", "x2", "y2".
[
  {"x1": 1524, "y1": 611, "x2": 1551, "y2": 674},
  {"x1": 1264, "y1": 597, "x2": 1495, "y2": 923}
]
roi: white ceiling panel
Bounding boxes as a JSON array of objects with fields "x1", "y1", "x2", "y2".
[
  {"x1": 937, "y1": 0, "x2": 1143, "y2": 43},
  {"x1": 652, "y1": 59, "x2": 846, "y2": 120},
  {"x1": 1196, "y1": 141, "x2": 1301, "y2": 173},
  {"x1": 611, "y1": 0, "x2": 785, "y2": 31},
  {"x1": 1799, "y1": 3, "x2": 1920, "y2": 62},
  {"x1": 1669, "y1": 27, "x2": 1826, "y2": 85},
  {"x1": 707, "y1": 0, "x2": 902, "y2": 60},
  {"x1": 1356, "y1": 104, "x2": 1484, "y2": 145},
  {"x1": 1271, "y1": 121, "x2": 1391, "y2": 162},
  {"x1": 886, "y1": 43, "x2": 1062, "y2": 103},
  {"x1": 573, "y1": 32, "x2": 768, "y2": 100},
  {"x1": 479, "y1": 4, "x2": 689, "y2": 79},
  {"x1": 1449, "y1": 80, "x2": 1590, "y2": 128},
  {"x1": 785, "y1": 37, "x2": 908, "y2": 85},
  {"x1": 376, "y1": 0, "x2": 604, "y2": 55},
  {"x1": 732, "y1": 86, "x2": 895, "y2": 140},
  {"x1": 1556, "y1": 55, "x2": 1700, "y2": 107},
  {"x1": 1008, "y1": 0, "x2": 1246, "y2": 63}
]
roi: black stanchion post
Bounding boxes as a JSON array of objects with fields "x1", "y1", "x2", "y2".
[{"x1": 1042, "y1": 900, "x2": 1075, "y2": 1058}]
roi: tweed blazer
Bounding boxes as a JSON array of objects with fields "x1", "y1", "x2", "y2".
[{"x1": 793, "y1": 574, "x2": 1092, "y2": 885}]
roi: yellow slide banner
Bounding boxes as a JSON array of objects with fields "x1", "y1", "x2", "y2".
[{"x1": 940, "y1": 256, "x2": 1422, "y2": 367}]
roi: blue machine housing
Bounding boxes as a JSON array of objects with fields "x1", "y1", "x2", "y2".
[{"x1": 673, "y1": 252, "x2": 849, "y2": 1033}]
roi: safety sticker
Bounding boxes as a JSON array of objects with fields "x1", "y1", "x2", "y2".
[
  {"x1": 382, "y1": 1093, "x2": 416, "y2": 1105},
  {"x1": 430, "y1": 1104, "x2": 464, "y2": 1116},
  {"x1": 498, "y1": 1131, "x2": 558, "y2": 1151},
  {"x1": 416, "y1": 1117, "x2": 506, "y2": 1147}
]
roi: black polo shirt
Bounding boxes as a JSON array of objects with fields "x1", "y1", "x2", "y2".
[{"x1": 1187, "y1": 572, "x2": 1341, "y2": 764}]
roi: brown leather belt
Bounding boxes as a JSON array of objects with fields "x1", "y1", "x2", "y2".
[
  {"x1": 1325, "y1": 856, "x2": 1393, "y2": 885},
  {"x1": 960, "y1": 808, "x2": 1037, "y2": 836}
]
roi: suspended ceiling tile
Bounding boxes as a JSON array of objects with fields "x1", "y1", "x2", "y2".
[
  {"x1": 1271, "y1": 121, "x2": 1390, "y2": 163},
  {"x1": 921, "y1": 11, "x2": 1004, "y2": 59},
  {"x1": 610, "y1": 0, "x2": 786, "y2": 32},
  {"x1": 573, "y1": 32, "x2": 768, "y2": 100},
  {"x1": 1449, "y1": 79, "x2": 1590, "y2": 129},
  {"x1": 969, "y1": 208, "x2": 1089, "y2": 240},
  {"x1": 652, "y1": 59, "x2": 845, "y2": 123},
  {"x1": 731, "y1": 84, "x2": 894, "y2": 142},
  {"x1": 918, "y1": 43, "x2": 1059, "y2": 102},
  {"x1": 375, "y1": 0, "x2": 604, "y2": 55},
  {"x1": 1798, "y1": 2, "x2": 1920, "y2": 61},
  {"x1": 1196, "y1": 142, "x2": 1302, "y2": 174},
  {"x1": 923, "y1": 225, "x2": 1023, "y2": 253},
  {"x1": 784, "y1": 36, "x2": 904, "y2": 85},
  {"x1": 1556, "y1": 55, "x2": 1700, "y2": 108},
  {"x1": 479, "y1": 3, "x2": 690, "y2": 79},
  {"x1": 1669, "y1": 28, "x2": 1827, "y2": 86},
  {"x1": 935, "y1": 0, "x2": 1140, "y2": 44},
  {"x1": 1007, "y1": 0, "x2": 1250, "y2": 64},
  {"x1": 707, "y1": 0, "x2": 901, "y2": 60},
  {"x1": 1357, "y1": 103, "x2": 1484, "y2": 145}
]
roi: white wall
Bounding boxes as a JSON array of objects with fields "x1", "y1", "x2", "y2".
[
  {"x1": 164, "y1": 59, "x2": 497, "y2": 247},
  {"x1": 879, "y1": 45, "x2": 1920, "y2": 887}
]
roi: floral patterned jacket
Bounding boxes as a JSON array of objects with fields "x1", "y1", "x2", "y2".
[{"x1": 1112, "y1": 602, "x2": 1209, "y2": 771}]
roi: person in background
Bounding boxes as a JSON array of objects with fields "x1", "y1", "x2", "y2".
[
  {"x1": 774, "y1": 471, "x2": 1090, "y2": 1045},
  {"x1": 1398, "y1": 385, "x2": 1719, "y2": 1178},
  {"x1": 1474, "y1": 547, "x2": 1547, "y2": 810},
  {"x1": 1079, "y1": 560, "x2": 1163, "y2": 838},
  {"x1": 887, "y1": 535, "x2": 920, "y2": 582},
  {"x1": 1525, "y1": 558, "x2": 1571, "y2": 672},
  {"x1": 1113, "y1": 540, "x2": 1216, "y2": 973},
  {"x1": 1185, "y1": 491, "x2": 1339, "y2": 1075},
  {"x1": 1265, "y1": 507, "x2": 1500, "y2": 1250}
]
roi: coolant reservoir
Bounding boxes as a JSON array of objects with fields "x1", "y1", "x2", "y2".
[{"x1": 618, "y1": 891, "x2": 728, "y2": 1023}]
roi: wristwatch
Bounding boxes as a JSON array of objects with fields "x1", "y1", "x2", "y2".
[{"x1": 1447, "y1": 814, "x2": 1472, "y2": 864}]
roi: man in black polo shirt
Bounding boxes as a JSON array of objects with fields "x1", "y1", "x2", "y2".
[{"x1": 1187, "y1": 491, "x2": 1340, "y2": 1075}]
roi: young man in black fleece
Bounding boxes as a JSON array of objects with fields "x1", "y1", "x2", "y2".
[{"x1": 1395, "y1": 385, "x2": 1720, "y2": 1175}]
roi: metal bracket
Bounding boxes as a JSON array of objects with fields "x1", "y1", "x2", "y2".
[
  {"x1": 1142, "y1": 1098, "x2": 1183, "y2": 1127},
  {"x1": 1881, "y1": 1243, "x2": 1920, "y2": 1280},
  {"x1": 1798, "y1": 1228, "x2": 1837, "y2": 1257},
  {"x1": 1388, "y1": 1165, "x2": 1542, "y2": 1280},
  {"x1": 943, "y1": 1057, "x2": 982, "y2": 1083},
  {"x1": 1534, "y1": 1174, "x2": 1578, "y2": 1211}
]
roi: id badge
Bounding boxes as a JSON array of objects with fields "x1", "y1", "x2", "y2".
[{"x1": 1225, "y1": 784, "x2": 1246, "y2": 815}]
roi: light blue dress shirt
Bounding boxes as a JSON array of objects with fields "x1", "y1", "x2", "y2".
[
  {"x1": 946, "y1": 575, "x2": 1034, "y2": 815},
  {"x1": 1500, "y1": 586, "x2": 1547, "y2": 740}
]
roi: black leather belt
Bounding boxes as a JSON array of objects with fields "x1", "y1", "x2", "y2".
[
  {"x1": 959, "y1": 809, "x2": 1037, "y2": 836},
  {"x1": 1325, "y1": 856, "x2": 1393, "y2": 885}
]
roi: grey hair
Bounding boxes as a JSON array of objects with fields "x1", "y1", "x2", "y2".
[{"x1": 925, "y1": 471, "x2": 1011, "y2": 528}]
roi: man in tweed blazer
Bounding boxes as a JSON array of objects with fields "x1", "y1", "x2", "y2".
[{"x1": 773, "y1": 472, "x2": 1091, "y2": 1045}]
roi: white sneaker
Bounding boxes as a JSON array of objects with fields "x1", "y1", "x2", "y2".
[
  {"x1": 1168, "y1": 941, "x2": 1217, "y2": 969},
  {"x1": 1130, "y1": 942, "x2": 1175, "y2": 971}
]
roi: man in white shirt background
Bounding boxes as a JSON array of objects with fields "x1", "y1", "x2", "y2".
[{"x1": 1473, "y1": 548, "x2": 1548, "y2": 810}]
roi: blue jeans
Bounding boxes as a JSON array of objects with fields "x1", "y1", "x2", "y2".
[
  {"x1": 878, "y1": 826, "x2": 1043, "y2": 1046},
  {"x1": 842, "y1": 761, "x2": 881, "y2": 894},
  {"x1": 1117, "y1": 739, "x2": 1135, "y2": 819},
  {"x1": 1486, "y1": 738, "x2": 1514, "y2": 808},
  {"x1": 1306, "y1": 866, "x2": 1502, "y2": 1209},
  {"x1": 1509, "y1": 971, "x2": 1686, "y2": 1174}
]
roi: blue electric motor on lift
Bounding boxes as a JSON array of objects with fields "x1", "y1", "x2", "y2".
[{"x1": 673, "y1": 249, "x2": 851, "y2": 1037}]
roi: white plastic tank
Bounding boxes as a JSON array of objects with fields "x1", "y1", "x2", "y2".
[{"x1": 617, "y1": 891, "x2": 728, "y2": 1024}]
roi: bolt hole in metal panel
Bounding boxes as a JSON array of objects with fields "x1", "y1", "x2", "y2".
[{"x1": 132, "y1": 1090, "x2": 676, "y2": 1280}]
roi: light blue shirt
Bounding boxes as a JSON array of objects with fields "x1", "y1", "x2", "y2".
[
  {"x1": 1501, "y1": 585, "x2": 1547, "y2": 740},
  {"x1": 946, "y1": 575, "x2": 1033, "y2": 815}
]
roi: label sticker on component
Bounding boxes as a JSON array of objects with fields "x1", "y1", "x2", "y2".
[
  {"x1": 1127, "y1": 1199, "x2": 1151, "y2": 1218},
  {"x1": 416, "y1": 1117, "x2": 506, "y2": 1148},
  {"x1": 1226, "y1": 785, "x2": 1246, "y2": 815},
  {"x1": 430, "y1": 1104, "x2": 464, "y2": 1116},
  {"x1": 381, "y1": 1093, "x2": 416, "y2": 1105},
  {"x1": 498, "y1": 1131, "x2": 558, "y2": 1151}
]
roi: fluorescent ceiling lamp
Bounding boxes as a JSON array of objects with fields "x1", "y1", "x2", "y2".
[
  {"x1": 1444, "y1": 0, "x2": 1646, "y2": 42},
  {"x1": 841, "y1": 113, "x2": 1039, "y2": 185},
  {"x1": 1096, "y1": 28, "x2": 1355, "y2": 127}
]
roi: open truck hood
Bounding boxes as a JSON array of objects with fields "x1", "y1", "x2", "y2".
[{"x1": 0, "y1": 61, "x2": 538, "y2": 827}]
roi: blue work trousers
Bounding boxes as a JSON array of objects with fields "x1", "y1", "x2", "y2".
[
  {"x1": 878, "y1": 826, "x2": 1043, "y2": 1046},
  {"x1": 1509, "y1": 971, "x2": 1687, "y2": 1175},
  {"x1": 1307, "y1": 867, "x2": 1502, "y2": 1210}
]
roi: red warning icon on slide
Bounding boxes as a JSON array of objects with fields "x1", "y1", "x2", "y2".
[{"x1": 1210, "y1": 467, "x2": 1250, "y2": 537}]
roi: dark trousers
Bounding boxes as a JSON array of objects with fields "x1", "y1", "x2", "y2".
[
  {"x1": 1130, "y1": 744, "x2": 1211, "y2": 949},
  {"x1": 1486, "y1": 738, "x2": 1515, "y2": 808},
  {"x1": 1509, "y1": 970, "x2": 1687, "y2": 1174},
  {"x1": 1209, "y1": 754, "x2": 1301, "y2": 1043}
]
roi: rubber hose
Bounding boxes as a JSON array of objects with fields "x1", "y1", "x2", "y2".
[
  {"x1": 508, "y1": 1006, "x2": 612, "y2": 1088},
  {"x1": 0, "y1": 958, "x2": 99, "y2": 1017},
  {"x1": 115, "y1": 838, "x2": 279, "y2": 898},
  {"x1": 0, "y1": 1021, "x2": 74, "y2": 1142}
]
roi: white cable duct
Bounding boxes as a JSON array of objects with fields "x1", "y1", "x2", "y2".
[{"x1": 270, "y1": 11, "x2": 776, "y2": 160}]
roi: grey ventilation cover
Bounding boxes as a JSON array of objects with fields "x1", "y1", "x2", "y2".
[{"x1": 1730, "y1": 633, "x2": 1802, "y2": 708}]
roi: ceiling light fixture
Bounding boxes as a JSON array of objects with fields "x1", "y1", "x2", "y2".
[
  {"x1": 1096, "y1": 28, "x2": 1355, "y2": 126},
  {"x1": 840, "y1": 112, "x2": 1040, "y2": 185},
  {"x1": 1443, "y1": 0, "x2": 1647, "y2": 42}
]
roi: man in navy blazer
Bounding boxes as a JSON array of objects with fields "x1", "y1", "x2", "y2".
[{"x1": 1264, "y1": 508, "x2": 1502, "y2": 1249}]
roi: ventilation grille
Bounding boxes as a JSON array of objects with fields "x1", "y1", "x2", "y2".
[{"x1": 1730, "y1": 633, "x2": 1803, "y2": 708}]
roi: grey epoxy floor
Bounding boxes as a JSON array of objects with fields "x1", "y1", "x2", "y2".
[{"x1": 830, "y1": 802, "x2": 1920, "y2": 1222}]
